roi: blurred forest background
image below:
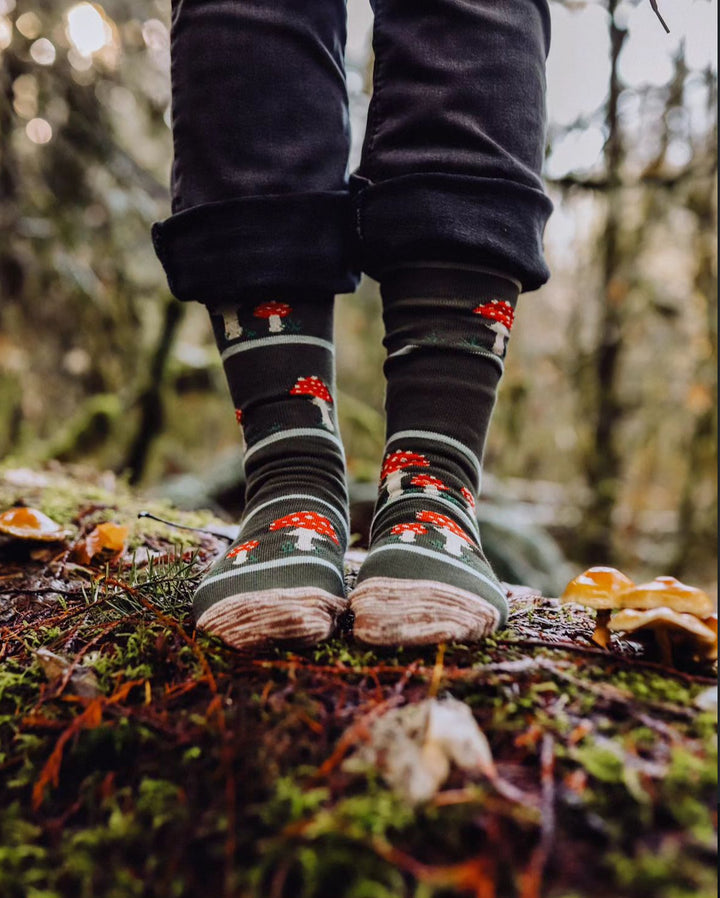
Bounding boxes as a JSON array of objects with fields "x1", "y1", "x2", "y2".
[{"x1": 0, "y1": 0, "x2": 717, "y2": 591}]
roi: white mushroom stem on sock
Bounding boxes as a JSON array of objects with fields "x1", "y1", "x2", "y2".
[
  {"x1": 312, "y1": 396, "x2": 333, "y2": 430},
  {"x1": 384, "y1": 469, "x2": 404, "y2": 499},
  {"x1": 222, "y1": 311, "x2": 242, "y2": 340},
  {"x1": 380, "y1": 451, "x2": 429, "y2": 500},
  {"x1": 287, "y1": 527, "x2": 323, "y2": 551},
  {"x1": 489, "y1": 322, "x2": 509, "y2": 355},
  {"x1": 437, "y1": 528, "x2": 468, "y2": 556},
  {"x1": 290, "y1": 376, "x2": 335, "y2": 431}
]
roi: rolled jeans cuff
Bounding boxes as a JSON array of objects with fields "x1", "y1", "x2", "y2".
[
  {"x1": 350, "y1": 173, "x2": 553, "y2": 293},
  {"x1": 151, "y1": 190, "x2": 360, "y2": 308}
]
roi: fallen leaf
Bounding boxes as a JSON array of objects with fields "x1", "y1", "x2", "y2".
[
  {"x1": 35, "y1": 647, "x2": 101, "y2": 698},
  {"x1": 343, "y1": 696, "x2": 494, "y2": 805},
  {"x1": 72, "y1": 522, "x2": 129, "y2": 565}
]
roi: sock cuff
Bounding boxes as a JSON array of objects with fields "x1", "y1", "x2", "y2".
[{"x1": 380, "y1": 265, "x2": 520, "y2": 307}]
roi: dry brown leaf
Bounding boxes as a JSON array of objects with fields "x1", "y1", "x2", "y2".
[
  {"x1": 72, "y1": 522, "x2": 129, "y2": 565},
  {"x1": 343, "y1": 696, "x2": 494, "y2": 804},
  {"x1": 35, "y1": 647, "x2": 101, "y2": 698}
]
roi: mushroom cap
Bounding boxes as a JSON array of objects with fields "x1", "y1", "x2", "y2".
[
  {"x1": 235, "y1": 409, "x2": 243, "y2": 425},
  {"x1": 0, "y1": 507, "x2": 69, "y2": 542},
  {"x1": 253, "y1": 301, "x2": 292, "y2": 318},
  {"x1": 701, "y1": 614, "x2": 718, "y2": 661},
  {"x1": 616, "y1": 576, "x2": 713, "y2": 617},
  {"x1": 415, "y1": 510, "x2": 470, "y2": 541},
  {"x1": 609, "y1": 607, "x2": 718, "y2": 657},
  {"x1": 290, "y1": 375, "x2": 333, "y2": 403},
  {"x1": 460, "y1": 487, "x2": 476, "y2": 508},
  {"x1": 390, "y1": 523, "x2": 428, "y2": 535},
  {"x1": 227, "y1": 540, "x2": 260, "y2": 558},
  {"x1": 560, "y1": 566, "x2": 635, "y2": 610},
  {"x1": 268, "y1": 511, "x2": 339, "y2": 544},
  {"x1": 472, "y1": 299, "x2": 515, "y2": 330},
  {"x1": 410, "y1": 474, "x2": 448, "y2": 490},
  {"x1": 380, "y1": 450, "x2": 429, "y2": 479}
]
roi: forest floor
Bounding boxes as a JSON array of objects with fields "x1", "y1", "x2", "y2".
[{"x1": 0, "y1": 464, "x2": 716, "y2": 898}]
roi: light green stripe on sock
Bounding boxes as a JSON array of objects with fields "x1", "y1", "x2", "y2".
[
  {"x1": 221, "y1": 335, "x2": 334, "y2": 361},
  {"x1": 197, "y1": 555, "x2": 346, "y2": 592},
  {"x1": 363, "y1": 543, "x2": 506, "y2": 603},
  {"x1": 244, "y1": 427, "x2": 345, "y2": 462}
]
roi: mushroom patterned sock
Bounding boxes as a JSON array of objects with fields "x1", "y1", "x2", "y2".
[
  {"x1": 352, "y1": 267, "x2": 519, "y2": 646},
  {"x1": 192, "y1": 294, "x2": 349, "y2": 650}
]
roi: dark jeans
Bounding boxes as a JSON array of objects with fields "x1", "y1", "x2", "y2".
[{"x1": 151, "y1": 0, "x2": 553, "y2": 308}]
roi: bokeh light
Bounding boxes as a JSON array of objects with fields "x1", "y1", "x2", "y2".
[
  {"x1": 0, "y1": 16, "x2": 12, "y2": 50},
  {"x1": 25, "y1": 117, "x2": 52, "y2": 144},
  {"x1": 15, "y1": 10, "x2": 40, "y2": 38},
  {"x1": 66, "y1": 2, "x2": 112, "y2": 56},
  {"x1": 30, "y1": 37, "x2": 55, "y2": 65}
]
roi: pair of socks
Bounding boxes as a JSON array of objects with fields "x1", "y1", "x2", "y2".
[{"x1": 193, "y1": 268, "x2": 519, "y2": 649}]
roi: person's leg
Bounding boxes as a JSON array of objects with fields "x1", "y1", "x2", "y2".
[
  {"x1": 350, "y1": 0, "x2": 553, "y2": 645},
  {"x1": 152, "y1": 0, "x2": 358, "y2": 649}
]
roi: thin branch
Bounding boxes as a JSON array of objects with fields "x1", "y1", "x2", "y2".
[{"x1": 649, "y1": 0, "x2": 670, "y2": 34}]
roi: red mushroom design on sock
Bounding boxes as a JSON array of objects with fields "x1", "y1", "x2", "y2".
[
  {"x1": 416, "y1": 510, "x2": 474, "y2": 557},
  {"x1": 226, "y1": 539, "x2": 259, "y2": 565},
  {"x1": 235, "y1": 409, "x2": 243, "y2": 426},
  {"x1": 290, "y1": 376, "x2": 334, "y2": 430},
  {"x1": 410, "y1": 474, "x2": 449, "y2": 497},
  {"x1": 220, "y1": 309, "x2": 243, "y2": 341},
  {"x1": 390, "y1": 522, "x2": 428, "y2": 544},
  {"x1": 254, "y1": 301, "x2": 292, "y2": 334},
  {"x1": 380, "y1": 450, "x2": 429, "y2": 499},
  {"x1": 472, "y1": 300, "x2": 515, "y2": 356},
  {"x1": 269, "y1": 511, "x2": 339, "y2": 551},
  {"x1": 460, "y1": 486, "x2": 476, "y2": 510}
]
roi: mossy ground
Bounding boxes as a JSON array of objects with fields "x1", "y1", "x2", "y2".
[{"x1": 0, "y1": 465, "x2": 716, "y2": 898}]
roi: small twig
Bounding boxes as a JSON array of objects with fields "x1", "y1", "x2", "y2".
[
  {"x1": 137, "y1": 510, "x2": 235, "y2": 542},
  {"x1": 649, "y1": 0, "x2": 670, "y2": 33}
]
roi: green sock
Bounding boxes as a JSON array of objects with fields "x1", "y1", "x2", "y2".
[
  {"x1": 193, "y1": 295, "x2": 349, "y2": 650},
  {"x1": 352, "y1": 266, "x2": 518, "y2": 646}
]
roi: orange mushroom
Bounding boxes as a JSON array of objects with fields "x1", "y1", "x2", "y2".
[
  {"x1": 0, "y1": 507, "x2": 70, "y2": 542},
  {"x1": 616, "y1": 576, "x2": 713, "y2": 618},
  {"x1": 560, "y1": 566, "x2": 635, "y2": 648},
  {"x1": 608, "y1": 607, "x2": 717, "y2": 666}
]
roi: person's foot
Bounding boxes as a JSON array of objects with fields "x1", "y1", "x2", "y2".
[
  {"x1": 194, "y1": 294, "x2": 349, "y2": 650},
  {"x1": 193, "y1": 500, "x2": 348, "y2": 650},
  {"x1": 350, "y1": 444, "x2": 507, "y2": 646},
  {"x1": 350, "y1": 266, "x2": 517, "y2": 646}
]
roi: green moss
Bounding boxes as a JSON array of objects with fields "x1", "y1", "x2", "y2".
[{"x1": 0, "y1": 465, "x2": 716, "y2": 898}]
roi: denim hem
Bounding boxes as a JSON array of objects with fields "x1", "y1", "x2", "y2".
[
  {"x1": 350, "y1": 172, "x2": 553, "y2": 292},
  {"x1": 151, "y1": 191, "x2": 360, "y2": 307}
]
